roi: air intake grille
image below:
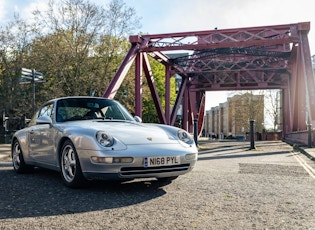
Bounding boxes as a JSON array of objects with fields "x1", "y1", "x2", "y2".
[{"x1": 120, "y1": 164, "x2": 190, "y2": 176}]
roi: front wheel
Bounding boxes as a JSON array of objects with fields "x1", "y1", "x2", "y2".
[
  {"x1": 60, "y1": 140, "x2": 86, "y2": 188},
  {"x1": 12, "y1": 140, "x2": 33, "y2": 173}
]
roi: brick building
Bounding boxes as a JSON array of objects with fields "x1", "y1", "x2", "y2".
[{"x1": 204, "y1": 93, "x2": 264, "y2": 139}]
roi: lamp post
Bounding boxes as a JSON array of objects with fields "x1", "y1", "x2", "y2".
[{"x1": 307, "y1": 117, "x2": 313, "y2": 148}]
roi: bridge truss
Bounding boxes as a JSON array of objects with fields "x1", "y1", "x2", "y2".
[{"x1": 103, "y1": 22, "x2": 315, "y2": 145}]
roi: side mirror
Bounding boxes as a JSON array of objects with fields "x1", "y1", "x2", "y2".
[
  {"x1": 36, "y1": 116, "x2": 52, "y2": 125},
  {"x1": 134, "y1": 116, "x2": 142, "y2": 123}
]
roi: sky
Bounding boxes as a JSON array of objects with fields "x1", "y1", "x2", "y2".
[{"x1": 1, "y1": 0, "x2": 314, "y2": 111}]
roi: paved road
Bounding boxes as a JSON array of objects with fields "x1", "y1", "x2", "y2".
[{"x1": 0, "y1": 141, "x2": 315, "y2": 229}]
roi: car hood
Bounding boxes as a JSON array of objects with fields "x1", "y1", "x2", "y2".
[{"x1": 59, "y1": 120, "x2": 178, "y2": 145}]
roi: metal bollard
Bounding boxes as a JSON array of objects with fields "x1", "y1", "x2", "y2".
[
  {"x1": 308, "y1": 122, "x2": 312, "y2": 148},
  {"x1": 193, "y1": 118, "x2": 198, "y2": 146},
  {"x1": 249, "y1": 119, "x2": 255, "y2": 150}
]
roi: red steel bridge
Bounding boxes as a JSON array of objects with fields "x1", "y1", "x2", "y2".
[{"x1": 103, "y1": 22, "x2": 315, "y2": 146}]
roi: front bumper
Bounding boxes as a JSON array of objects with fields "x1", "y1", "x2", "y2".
[{"x1": 77, "y1": 144, "x2": 198, "y2": 180}]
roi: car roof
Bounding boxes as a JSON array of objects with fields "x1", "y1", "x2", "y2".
[{"x1": 46, "y1": 96, "x2": 113, "y2": 103}]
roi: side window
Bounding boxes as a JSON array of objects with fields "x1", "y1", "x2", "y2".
[
  {"x1": 28, "y1": 111, "x2": 40, "y2": 127},
  {"x1": 38, "y1": 103, "x2": 54, "y2": 120}
]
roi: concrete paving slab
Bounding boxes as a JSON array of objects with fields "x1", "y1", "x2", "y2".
[{"x1": 0, "y1": 144, "x2": 11, "y2": 161}]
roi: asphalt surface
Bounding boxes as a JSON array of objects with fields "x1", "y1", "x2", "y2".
[{"x1": 0, "y1": 140, "x2": 315, "y2": 229}]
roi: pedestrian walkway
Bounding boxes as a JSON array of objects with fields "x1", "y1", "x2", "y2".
[
  {"x1": 198, "y1": 139, "x2": 315, "y2": 161},
  {"x1": 0, "y1": 144, "x2": 11, "y2": 161}
]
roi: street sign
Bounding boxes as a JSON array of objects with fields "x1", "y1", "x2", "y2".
[
  {"x1": 21, "y1": 68, "x2": 32, "y2": 73},
  {"x1": 19, "y1": 79, "x2": 31, "y2": 84},
  {"x1": 34, "y1": 71, "x2": 43, "y2": 77},
  {"x1": 21, "y1": 68, "x2": 43, "y2": 76},
  {"x1": 20, "y1": 75, "x2": 33, "y2": 80},
  {"x1": 34, "y1": 79, "x2": 46, "y2": 83},
  {"x1": 19, "y1": 67, "x2": 46, "y2": 115},
  {"x1": 21, "y1": 68, "x2": 32, "y2": 76},
  {"x1": 20, "y1": 68, "x2": 44, "y2": 84}
]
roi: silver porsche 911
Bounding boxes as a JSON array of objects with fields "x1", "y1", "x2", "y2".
[{"x1": 11, "y1": 96, "x2": 198, "y2": 187}]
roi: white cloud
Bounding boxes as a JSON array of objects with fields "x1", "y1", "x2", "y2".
[
  {"x1": 223, "y1": 0, "x2": 312, "y2": 27},
  {"x1": 0, "y1": 0, "x2": 7, "y2": 21},
  {"x1": 1, "y1": 0, "x2": 313, "y2": 112},
  {"x1": 127, "y1": 0, "x2": 314, "y2": 110},
  {"x1": 131, "y1": 0, "x2": 314, "y2": 54},
  {"x1": 206, "y1": 91, "x2": 228, "y2": 110},
  {"x1": 20, "y1": 0, "x2": 49, "y2": 22}
]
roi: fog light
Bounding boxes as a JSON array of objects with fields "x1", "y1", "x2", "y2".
[
  {"x1": 91, "y1": 156, "x2": 133, "y2": 164},
  {"x1": 91, "y1": 156, "x2": 113, "y2": 163},
  {"x1": 113, "y1": 157, "x2": 133, "y2": 163},
  {"x1": 185, "y1": 153, "x2": 197, "y2": 160}
]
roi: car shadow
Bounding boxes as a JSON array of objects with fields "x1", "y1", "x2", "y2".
[{"x1": 0, "y1": 166, "x2": 167, "y2": 219}]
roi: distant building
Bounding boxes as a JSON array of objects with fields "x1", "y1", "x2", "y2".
[{"x1": 204, "y1": 93, "x2": 264, "y2": 139}]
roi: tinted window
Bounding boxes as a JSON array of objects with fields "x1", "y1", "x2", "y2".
[{"x1": 56, "y1": 98, "x2": 134, "y2": 122}]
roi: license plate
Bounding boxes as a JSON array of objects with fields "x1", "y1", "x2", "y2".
[{"x1": 144, "y1": 156, "x2": 180, "y2": 167}]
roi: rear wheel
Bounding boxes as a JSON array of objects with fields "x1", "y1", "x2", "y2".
[
  {"x1": 12, "y1": 140, "x2": 33, "y2": 173},
  {"x1": 60, "y1": 140, "x2": 86, "y2": 188}
]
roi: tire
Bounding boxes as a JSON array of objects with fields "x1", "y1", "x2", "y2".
[
  {"x1": 12, "y1": 140, "x2": 33, "y2": 173},
  {"x1": 60, "y1": 140, "x2": 86, "y2": 188}
]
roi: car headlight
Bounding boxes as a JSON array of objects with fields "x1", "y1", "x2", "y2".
[
  {"x1": 96, "y1": 131, "x2": 115, "y2": 147},
  {"x1": 178, "y1": 130, "x2": 194, "y2": 145}
]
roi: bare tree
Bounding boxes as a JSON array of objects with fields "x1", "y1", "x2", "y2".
[
  {"x1": 228, "y1": 90, "x2": 264, "y2": 136},
  {"x1": 264, "y1": 89, "x2": 281, "y2": 131}
]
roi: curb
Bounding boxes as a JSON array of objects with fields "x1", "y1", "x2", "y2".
[
  {"x1": 299, "y1": 147, "x2": 315, "y2": 161},
  {"x1": 283, "y1": 140, "x2": 315, "y2": 162}
]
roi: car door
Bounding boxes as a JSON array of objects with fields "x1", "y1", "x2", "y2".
[{"x1": 29, "y1": 103, "x2": 56, "y2": 166}]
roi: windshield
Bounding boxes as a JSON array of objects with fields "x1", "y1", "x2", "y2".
[{"x1": 56, "y1": 98, "x2": 134, "y2": 122}]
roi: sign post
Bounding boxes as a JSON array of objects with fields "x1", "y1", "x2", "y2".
[{"x1": 20, "y1": 68, "x2": 45, "y2": 115}]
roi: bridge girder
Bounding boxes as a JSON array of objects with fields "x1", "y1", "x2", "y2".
[{"x1": 103, "y1": 22, "x2": 315, "y2": 144}]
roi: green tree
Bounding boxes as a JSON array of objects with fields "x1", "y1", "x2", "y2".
[
  {"x1": 0, "y1": 16, "x2": 35, "y2": 117},
  {"x1": 0, "y1": 0, "x2": 140, "y2": 117},
  {"x1": 0, "y1": 0, "x2": 178, "y2": 125},
  {"x1": 142, "y1": 58, "x2": 177, "y2": 123},
  {"x1": 29, "y1": 0, "x2": 140, "y2": 99}
]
